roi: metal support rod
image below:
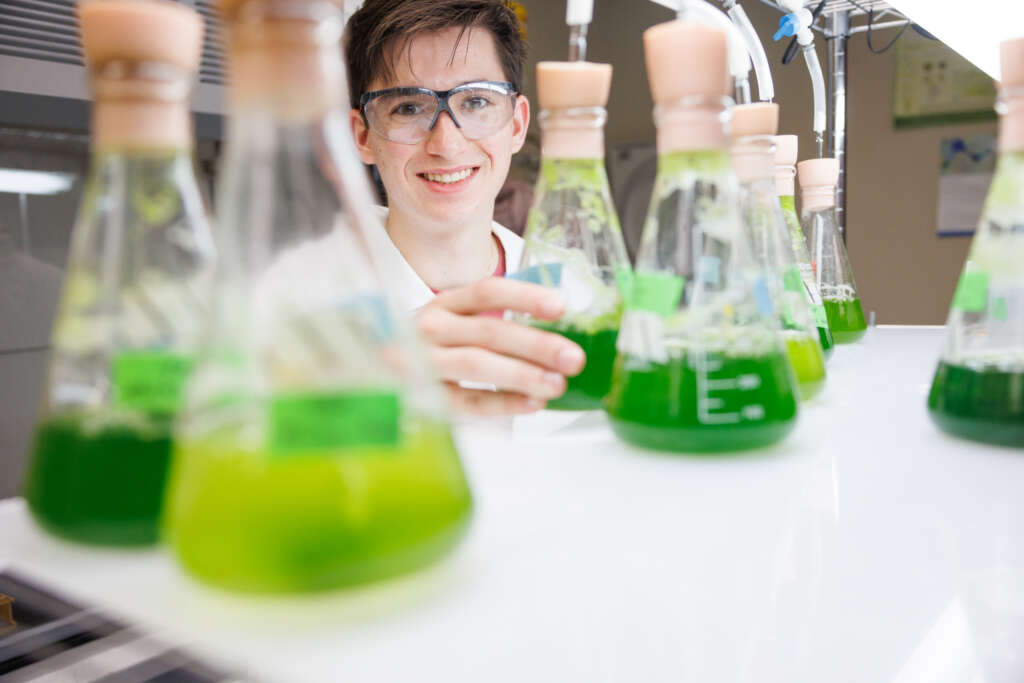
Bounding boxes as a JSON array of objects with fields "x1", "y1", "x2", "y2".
[{"x1": 826, "y1": 10, "x2": 849, "y2": 241}]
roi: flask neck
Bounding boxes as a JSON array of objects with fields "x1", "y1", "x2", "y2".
[
  {"x1": 539, "y1": 106, "x2": 606, "y2": 160},
  {"x1": 730, "y1": 135, "x2": 775, "y2": 183},
  {"x1": 998, "y1": 86, "x2": 1024, "y2": 152},
  {"x1": 225, "y1": 0, "x2": 346, "y2": 121},
  {"x1": 774, "y1": 163, "x2": 795, "y2": 197},
  {"x1": 653, "y1": 96, "x2": 729, "y2": 155},
  {"x1": 801, "y1": 185, "x2": 836, "y2": 212},
  {"x1": 90, "y1": 61, "x2": 193, "y2": 151}
]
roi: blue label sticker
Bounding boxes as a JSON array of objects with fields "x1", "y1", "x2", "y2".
[
  {"x1": 507, "y1": 263, "x2": 563, "y2": 288},
  {"x1": 699, "y1": 255, "x2": 721, "y2": 286},
  {"x1": 753, "y1": 276, "x2": 775, "y2": 316}
]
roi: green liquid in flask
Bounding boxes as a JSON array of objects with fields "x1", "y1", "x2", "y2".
[
  {"x1": 165, "y1": 420, "x2": 473, "y2": 593},
  {"x1": 824, "y1": 298, "x2": 867, "y2": 344},
  {"x1": 534, "y1": 324, "x2": 618, "y2": 410},
  {"x1": 785, "y1": 334, "x2": 826, "y2": 400},
  {"x1": 25, "y1": 416, "x2": 171, "y2": 546},
  {"x1": 817, "y1": 321, "x2": 834, "y2": 358},
  {"x1": 928, "y1": 361, "x2": 1024, "y2": 447},
  {"x1": 604, "y1": 352, "x2": 798, "y2": 453}
]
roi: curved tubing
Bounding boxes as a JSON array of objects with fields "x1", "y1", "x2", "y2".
[
  {"x1": 802, "y1": 44, "x2": 827, "y2": 141},
  {"x1": 727, "y1": 3, "x2": 774, "y2": 102}
]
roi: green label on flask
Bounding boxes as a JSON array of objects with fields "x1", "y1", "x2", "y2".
[
  {"x1": 952, "y1": 271, "x2": 989, "y2": 313},
  {"x1": 782, "y1": 267, "x2": 803, "y2": 294},
  {"x1": 615, "y1": 266, "x2": 634, "y2": 298},
  {"x1": 270, "y1": 390, "x2": 401, "y2": 455},
  {"x1": 626, "y1": 272, "x2": 685, "y2": 316},
  {"x1": 992, "y1": 297, "x2": 1009, "y2": 321},
  {"x1": 112, "y1": 351, "x2": 191, "y2": 415},
  {"x1": 812, "y1": 304, "x2": 829, "y2": 328}
]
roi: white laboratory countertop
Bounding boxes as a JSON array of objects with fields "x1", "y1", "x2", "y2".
[{"x1": 3, "y1": 326, "x2": 1023, "y2": 683}]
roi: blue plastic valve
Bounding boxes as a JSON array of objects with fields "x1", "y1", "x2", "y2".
[{"x1": 773, "y1": 13, "x2": 800, "y2": 41}]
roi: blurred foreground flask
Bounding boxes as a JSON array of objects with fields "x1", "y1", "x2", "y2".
[
  {"x1": 732, "y1": 104, "x2": 825, "y2": 401},
  {"x1": 604, "y1": 21, "x2": 799, "y2": 453},
  {"x1": 512, "y1": 61, "x2": 630, "y2": 410},
  {"x1": 24, "y1": 0, "x2": 215, "y2": 546},
  {"x1": 798, "y1": 158, "x2": 866, "y2": 344},
  {"x1": 928, "y1": 37, "x2": 1024, "y2": 447},
  {"x1": 163, "y1": 0, "x2": 472, "y2": 593},
  {"x1": 773, "y1": 134, "x2": 833, "y2": 358}
]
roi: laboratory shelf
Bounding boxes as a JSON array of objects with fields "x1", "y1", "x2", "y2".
[{"x1": 2, "y1": 326, "x2": 1022, "y2": 682}]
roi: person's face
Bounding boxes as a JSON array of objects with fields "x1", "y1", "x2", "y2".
[{"x1": 351, "y1": 26, "x2": 529, "y2": 231}]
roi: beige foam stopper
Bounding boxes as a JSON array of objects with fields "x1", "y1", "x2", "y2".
[
  {"x1": 219, "y1": 0, "x2": 341, "y2": 18},
  {"x1": 1001, "y1": 36, "x2": 1024, "y2": 87},
  {"x1": 536, "y1": 61, "x2": 612, "y2": 109},
  {"x1": 732, "y1": 103, "x2": 779, "y2": 138},
  {"x1": 773, "y1": 134, "x2": 798, "y2": 165},
  {"x1": 798, "y1": 157, "x2": 839, "y2": 188},
  {"x1": 643, "y1": 21, "x2": 728, "y2": 105},
  {"x1": 78, "y1": 0, "x2": 203, "y2": 73}
]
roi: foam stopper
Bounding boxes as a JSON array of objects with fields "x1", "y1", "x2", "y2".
[
  {"x1": 78, "y1": 0, "x2": 203, "y2": 72},
  {"x1": 643, "y1": 20, "x2": 728, "y2": 105},
  {"x1": 773, "y1": 134, "x2": 798, "y2": 166},
  {"x1": 219, "y1": 0, "x2": 341, "y2": 19},
  {"x1": 536, "y1": 61, "x2": 612, "y2": 109},
  {"x1": 731, "y1": 102, "x2": 779, "y2": 138},
  {"x1": 1001, "y1": 37, "x2": 1024, "y2": 87},
  {"x1": 797, "y1": 157, "x2": 840, "y2": 188}
]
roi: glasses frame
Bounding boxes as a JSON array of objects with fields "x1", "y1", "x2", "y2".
[{"x1": 358, "y1": 80, "x2": 518, "y2": 144}]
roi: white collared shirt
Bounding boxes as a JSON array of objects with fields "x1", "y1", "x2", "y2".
[{"x1": 363, "y1": 206, "x2": 523, "y2": 313}]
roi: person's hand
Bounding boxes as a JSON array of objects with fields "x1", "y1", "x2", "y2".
[{"x1": 417, "y1": 278, "x2": 587, "y2": 416}]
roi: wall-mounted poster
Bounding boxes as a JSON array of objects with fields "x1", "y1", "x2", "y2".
[
  {"x1": 937, "y1": 134, "x2": 996, "y2": 237},
  {"x1": 893, "y1": 32, "x2": 997, "y2": 129}
]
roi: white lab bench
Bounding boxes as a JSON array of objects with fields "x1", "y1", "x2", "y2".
[{"x1": 2, "y1": 326, "x2": 1022, "y2": 683}]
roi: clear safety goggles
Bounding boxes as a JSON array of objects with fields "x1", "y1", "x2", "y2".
[{"x1": 359, "y1": 80, "x2": 517, "y2": 145}]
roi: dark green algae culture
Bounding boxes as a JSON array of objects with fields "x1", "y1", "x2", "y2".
[
  {"x1": 604, "y1": 351, "x2": 798, "y2": 453},
  {"x1": 824, "y1": 298, "x2": 867, "y2": 344},
  {"x1": 928, "y1": 361, "x2": 1024, "y2": 447},
  {"x1": 534, "y1": 324, "x2": 618, "y2": 410},
  {"x1": 24, "y1": 415, "x2": 172, "y2": 545}
]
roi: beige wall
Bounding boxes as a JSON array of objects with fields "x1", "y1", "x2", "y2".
[{"x1": 517, "y1": 0, "x2": 990, "y2": 324}]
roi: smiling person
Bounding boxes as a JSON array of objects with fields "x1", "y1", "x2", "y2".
[{"x1": 346, "y1": 0, "x2": 586, "y2": 417}]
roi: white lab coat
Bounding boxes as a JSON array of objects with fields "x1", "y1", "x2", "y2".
[{"x1": 363, "y1": 206, "x2": 523, "y2": 312}]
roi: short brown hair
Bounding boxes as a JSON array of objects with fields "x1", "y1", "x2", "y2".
[{"x1": 344, "y1": 0, "x2": 526, "y2": 107}]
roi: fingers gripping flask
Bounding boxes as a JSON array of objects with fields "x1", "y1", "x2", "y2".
[
  {"x1": 604, "y1": 21, "x2": 799, "y2": 453},
  {"x1": 774, "y1": 134, "x2": 833, "y2": 358},
  {"x1": 928, "y1": 37, "x2": 1024, "y2": 447},
  {"x1": 162, "y1": 0, "x2": 472, "y2": 593},
  {"x1": 732, "y1": 104, "x2": 826, "y2": 400},
  {"x1": 513, "y1": 61, "x2": 630, "y2": 410},
  {"x1": 798, "y1": 158, "x2": 867, "y2": 344},
  {"x1": 24, "y1": 0, "x2": 215, "y2": 546}
]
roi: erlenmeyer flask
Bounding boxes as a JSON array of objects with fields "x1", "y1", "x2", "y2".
[
  {"x1": 928, "y1": 37, "x2": 1024, "y2": 447},
  {"x1": 512, "y1": 61, "x2": 630, "y2": 410},
  {"x1": 23, "y1": 0, "x2": 215, "y2": 546},
  {"x1": 774, "y1": 134, "x2": 833, "y2": 358},
  {"x1": 798, "y1": 159, "x2": 867, "y2": 344},
  {"x1": 162, "y1": 0, "x2": 472, "y2": 593},
  {"x1": 604, "y1": 21, "x2": 799, "y2": 453},
  {"x1": 732, "y1": 104, "x2": 826, "y2": 401}
]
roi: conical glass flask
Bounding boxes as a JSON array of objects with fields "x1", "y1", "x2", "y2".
[
  {"x1": 162, "y1": 0, "x2": 472, "y2": 593},
  {"x1": 928, "y1": 37, "x2": 1024, "y2": 447},
  {"x1": 774, "y1": 134, "x2": 833, "y2": 358},
  {"x1": 512, "y1": 61, "x2": 630, "y2": 410},
  {"x1": 798, "y1": 158, "x2": 866, "y2": 344},
  {"x1": 732, "y1": 104, "x2": 826, "y2": 401},
  {"x1": 604, "y1": 21, "x2": 799, "y2": 453},
  {"x1": 23, "y1": 0, "x2": 215, "y2": 546}
]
